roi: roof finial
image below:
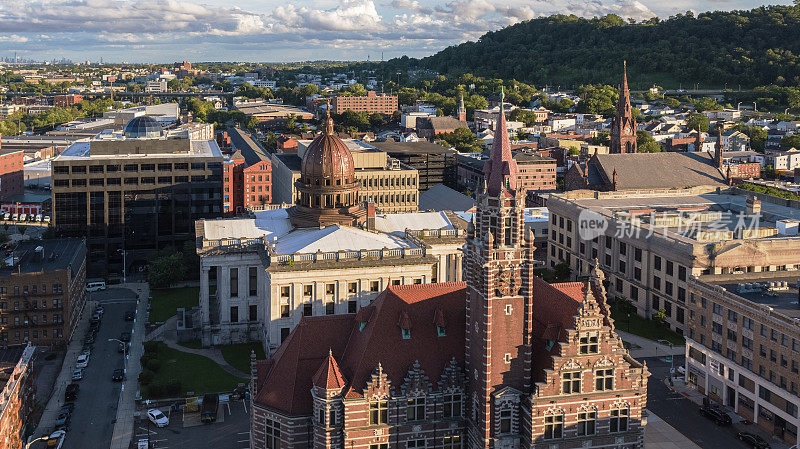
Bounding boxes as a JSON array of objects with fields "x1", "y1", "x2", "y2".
[
  {"x1": 324, "y1": 99, "x2": 334, "y2": 135},
  {"x1": 500, "y1": 86, "x2": 505, "y2": 115},
  {"x1": 329, "y1": 347, "x2": 333, "y2": 356}
]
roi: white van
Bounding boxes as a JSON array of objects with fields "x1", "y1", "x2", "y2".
[{"x1": 86, "y1": 281, "x2": 106, "y2": 292}]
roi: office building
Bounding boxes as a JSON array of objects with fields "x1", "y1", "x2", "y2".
[
  {"x1": 369, "y1": 140, "x2": 459, "y2": 191},
  {"x1": 458, "y1": 152, "x2": 557, "y2": 197},
  {"x1": 547, "y1": 188, "x2": 800, "y2": 333},
  {"x1": 0, "y1": 149, "x2": 24, "y2": 201},
  {"x1": 686, "y1": 275, "x2": 800, "y2": 446},
  {"x1": 52, "y1": 116, "x2": 223, "y2": 275},
  {"x1": 0, "y1": 239, "x2": 87, "y2": 346},
  {"x1": 331, "y1": 91, "x2": 397, "y2": 115}
]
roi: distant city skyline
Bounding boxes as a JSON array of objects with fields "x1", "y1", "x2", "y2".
[{"x1": 0, "y1": 0, "x2": 793, "y2": 64}]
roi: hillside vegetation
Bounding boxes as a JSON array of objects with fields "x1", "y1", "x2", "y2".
[{"x1": 405, "y1": 5, "x2": 800, "y2": 88}]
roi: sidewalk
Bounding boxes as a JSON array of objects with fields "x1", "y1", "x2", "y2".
[
  {"x1": 32, "y1": 297, "x2": 96, "y2": 438},
  {"x1": 109, "y1": 282, "x2": 149, "y2": 449},
  {"x1": 645, "y1": 412, "x2": 701, "y2": 449},
  {"x1": 616, "y1": 330, "x2": 685, "y2": 359}
]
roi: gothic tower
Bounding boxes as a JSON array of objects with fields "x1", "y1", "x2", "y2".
[
  {"x1": 610, "y1": 61, "x2": 637, "y2": 154},
  {"x1": 464, "y1": 88, "x2": 535, "y2": 448},
  {"x1": 457, "y1": 91, "x2": 467, "y2": 122}
]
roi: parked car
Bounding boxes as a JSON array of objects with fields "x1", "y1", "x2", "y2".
[
  {"x1": 84, "y1": 334, "x2": 95, "y2": 345},
  {"x1": 112, "y1": 368, "x2": 124, "y2": 381},
  {"x1": 147, "y1": 408, "x2": 169, "y2": 428},
  {"x1": 46, "y1": 430, "x2": 66, "y2": 447},
  {"x1": 86, "y1": 281, "x2": 106, "y2": 292},
  {"x1": 59, "y1": 403, "x2": 74, "y2": 415},
  {"x1": 124, "y1": 310, "x2": 136, "y2": 321},
  {"x1": 76, "y1": 354, "x2": 89, "y2": 369},
  {"x1": 35, "y1": 214, "x2": 42, "y2": 222},
  {"x1": 119, "y1": 332, "x2": 131, "y2": 342},
  {"x1": 137, "y1": 439, "x2": 151, "y2": 449},
  {"x1": 700, "y1": 405, "x2": 732, "y2": 425},
  {"x1": 54, "y1": 410, "x2": 71, "y2": 430},
  {"x1": 737, "y1": 431, "x2": 770, "y2": 449},
  {"x1": 71, "y1": 368, "x2": 83, "y2": 381},
  {"x1": 95, "y1": 305, "x2": 104, "y2": 314},
  {"x1": 64, "y1": 383, "x2": 79, "y2": 401},
  {"x1": 43, "y1": 215, "x2": 51, "y2": 223},
  {"x1": 80, "y1": 348, "x2": 91, "y2": 358}
]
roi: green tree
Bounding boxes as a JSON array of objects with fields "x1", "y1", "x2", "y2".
[
  {"x1": 636, "y1": 130, "x2": 662, "y2": 153},
  {"x1": 575, "y1": 84, "x2": 618, "y2": 117},
  {"x1": 664, "y1": 97, "x2": 681, "y2": 109},
  {"x1": 781, "y1": 134, "x2": 800, "y2": 149},
  {"x1": 147, "y1": 252, "x2": 187, "y2": 289},
  {"x1": 437, "y1": 127, "x2": 481, "y2": 152},
  {"x1": 686, "y1": 113, "x2": 709, "y2": 132}
]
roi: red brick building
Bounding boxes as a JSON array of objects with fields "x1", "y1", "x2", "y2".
[
  {"x1": 0, "y1": 344, "x2": 35, "y2": 449},
  {"x1": 727, "y1": 162, "x2": 760, "y2": 180},
  {"x1": 0, "y1": 149, "x2": 24, "y2": 201},
  {"x1": 243, "y1": 160, "x2": 272, "y2": 210},
  {"x1": 250, "y1": 99, "x2": 648, "y2": 449},
  {"x1": 53, "y1": 94, "x2": 82, "y2": 107},
  {"x1": 223, "y1": 151, "x2": 272, "y2": 215},
  {"x1": 331, "y1": 91, "x2": 398, "y2": 115}
]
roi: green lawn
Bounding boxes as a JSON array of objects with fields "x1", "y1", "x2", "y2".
[
  {"x1": 220, "y1": 343, "x2": 267, "y2": 373},
  {"x1": 611, "y1": 306, "x2": 685, "y2": 346},
  {"x1": 142, "y1": 343, "x2": 241, "y2": 399},
  {"x1": 149, "y1": 287, "x2": 200, "y2": 324},
  {"x1": 177, "y1": 339, "x2": 203, "y2": 349}
]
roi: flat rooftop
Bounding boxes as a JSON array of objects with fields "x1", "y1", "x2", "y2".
[
  {"x1": 369, "y1": 140, "x2": 457, "y2": 155},
  {"x1": 559, "y1": 192, "x2": 800, "y2": 244},
  {"x1": 709, "y1": 276, "x2": 800, "y2": 318},
  {"x1": 55, "y1": 136, "x2": 222, "y2": 160},
  {"x1": 0, "y1": 238, "x2": 85, "y2": 276}
]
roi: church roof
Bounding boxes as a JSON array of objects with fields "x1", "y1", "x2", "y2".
[
  {"x1": 590, "y1": 152, "x2": 727, "y2": 190},
  {"x1": 483, "y1": 89, "x2": 518, "y2": 197},
  {"x1": 312, "y1": 351, "x2": 347, "y2": 391}
]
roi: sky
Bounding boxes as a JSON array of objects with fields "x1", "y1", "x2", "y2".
[{"x1": 0, "y1": 0, "x2": 793, "y2": 63}]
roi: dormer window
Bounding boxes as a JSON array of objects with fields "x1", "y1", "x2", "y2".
[
  {"x1": 437, "y1": 326, "x2": 446, "y2": 337},
  {"x1": 401, "y1": 328, "x2": 411, "y2": 339},
  {"x1": 579, "y1": 333, "x2": 599, "y2": 354}
]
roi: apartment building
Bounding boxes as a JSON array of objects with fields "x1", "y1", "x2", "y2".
[
  {"x1": 271, "y1": 139, "x2": 418, "y2": 213},
  {"x1": 51, "y1": 116, "x2": 223, "y2": 275},
  {"x1": 331, "y1": 91, "x2": 397, "y2": 115},
  {"x1": 0, "y1": 239, "x2": 87, "y2": 346},
  {"x1": 0, "y1": 344, "x2": 35, "y2": 449},
  {"x1": 547, "y1": 188, "x2": 800, "y2": 334},
  {"x1": 686, "y1": 275, "x2": 800, "y2": 446}
]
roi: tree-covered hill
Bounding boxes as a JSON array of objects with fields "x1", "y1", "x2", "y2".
[{"x1": 407, "y1": 5, "x2": 800, "y2": 89}]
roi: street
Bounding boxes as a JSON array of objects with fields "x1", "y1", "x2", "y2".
[
  {"x1": 645, "y1": 355, "x2": 749, "y2": 449},
  {"x1": 61, "y1": 287, "x2": 138, "y2": 449},
  {"x1": 135, "y1": 399, "x2": 250, "y2": 449}
]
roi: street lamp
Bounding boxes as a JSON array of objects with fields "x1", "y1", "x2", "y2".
[
  {"x1": 737, "y1": 102, "x2": 742, "y2": 111},
  {"x1": 108, "y1": 338, "x2": 128, "y2": 373},
  {"x1": 117, "y1": 249, "x2": 126, "y2": 283}
]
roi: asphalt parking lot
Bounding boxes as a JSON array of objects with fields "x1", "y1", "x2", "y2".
[
  {"x1": 134, "y1": 399, "x2": 250, "y2": 449},
  {"x1": 61, "y1": 287, "x2": 138, "y2": 449}
]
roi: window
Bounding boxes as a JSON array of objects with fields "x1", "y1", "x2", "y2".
[
  {"x1": 579, "y1": 334, "x2": 598, "y2": 354},
  {"x1": 325, "y1": 302, "x2": 335, "y2": 315},
  {"x1": 407, "y1": 440, "x2": 426, "y2": 448},
  {"x1": 326, "y1": 283, "x2": 335, "y2": 296},
  {"x1": 248, "y1": 267, "x2": 258, "y2": 296},
  {"x1": 544, "y1": 413, "x2": 563, "y2": 440},
  {"x1": 303, "y1": 303, "x2": 312, "y2": 317},
  {"x1": 369, "y1": 400, "x2": 388, "y2": 425},
  {"x1": 654, "y1": 256, "x2": 662, "y2": 271},
  {"x1": 443, "y1": 393, "x2": 461, "y2": 418},
  {"x1": 280, "y1": 327, "x2": 289, "y2": 343},
  {"x1": 303, "y1": 285, "x2": 313, "y2": 297},
  {"x1": 280, "y1": 286, "x2": 289, "y2": 298},
  {"x1": 264, "y1": 417, "x2": 281, "y2": 449},
  {"x1": 407, "y1": 397, "x2": 426, "y2": 421},
  {"x1": 678, "y1": 265, "x2": 687, "y2": 281},
  {"x1": 499, "y1": 409, "x2": 512, "y2": 433},
  {"x1": 348, "y1": 300, "x2": 357, "y2": 314},
  {"x1": 577, "y1": 410, "x2": 596, "y2": 436},
  {"x1": 280, "y1": 304, "x2": 289, "y2": 318},
  {"x1": 634, "y1": 247, "x2": 642, "y2": 262},
  {"x1": 595, "y1": 369, "x2": 613, "y2": 391},
  {"x1": 442, "y1": 436, "x2": 461, "y2": 449},
  {"x1": 562, "y1": 372, "x2": 581, "y2": 394},
  {"x1": 249, "y1": 305, "x2": 258, "y2": 321},
  {"x1": 742, "y1": 316, "x2": 754, "y2": 331},
  {"x1": 370, "y1": 281, "x2": 380, "y2": 292},
  {"x1": 610, "y1": 407, "x2": 629, "y2": 433},
  {"x1": 230, "y1": 268, "x2": 239, "y2": 297},
  {"x1": 230, "y1": 306, "x2": 238, "y2": 323},
  {"x1": 348, "y1": 282, "x2": 358, "y2": 294},
  {"x1": 728, "y1": 309, "x2": 738, "y2": 323}
]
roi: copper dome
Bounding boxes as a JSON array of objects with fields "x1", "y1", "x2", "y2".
[{"x1": 300, "y1": 117, "x2": 355, "y2": 184}]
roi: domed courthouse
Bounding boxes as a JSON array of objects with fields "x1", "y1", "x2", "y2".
[{"x1": 247, "y1": 103, "x2": 649, "y2": 449}]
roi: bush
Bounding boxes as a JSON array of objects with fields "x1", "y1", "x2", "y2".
[
  {"x1": 146, "y1": 383, "x2": 163, "y2": 398},
  {"x1": 144, "y1": 359, "x2": 162, "y2": 372},
  {"x1": 143, "y1": 341, "x2": 160, "y2": 355},
  {"x1": 163, "y1": 380, "x2": 181, "y2": 397},
  {"x1": 139, "y1": 369, "x2": 155, "y2": 385}
]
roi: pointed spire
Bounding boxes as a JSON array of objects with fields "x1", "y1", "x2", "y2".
[
  {"x1": 612, "y1": 167, "x2": 618, "y2": 190},
  {"x1": 482, "y1": 86, "x2": 518, "y2": 197},
  {"x1": 312, "y1": 349, "x2": 347, "y2": 391},
  {"x1": 324, "y1": 99, "x2": 334, "y2": 135},
  {"x1": 715, "y1": 124, "x2": 724, "y2": 169}
]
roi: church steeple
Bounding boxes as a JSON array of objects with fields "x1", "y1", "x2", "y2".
[
  {"x1": 482, "y1": 87, "x2": 518, "y2": 197},
  {"x1": 457, "y1": 91, "x2": 466, "y2": 122},
  {"x1": 610, "y1": 61, "x2": 637, "y2": 154}
]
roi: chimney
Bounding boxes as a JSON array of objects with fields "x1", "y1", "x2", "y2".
[
  {"x1": 746, "y1": 196, "x2": 761, "y2": 216},
  {"x1": 715, "y1": 125, "x2": 724, "y2": 169},
  {"x1": 366, "y1": 202, "x2": 376, "y2": 231}
]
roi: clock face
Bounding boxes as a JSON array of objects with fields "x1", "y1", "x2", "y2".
[{"x1": 495, "y1": 266, "x2": 520, "y2": 297}]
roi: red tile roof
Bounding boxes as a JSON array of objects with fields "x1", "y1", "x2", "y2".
[{"x1": 312, "y1": 350, "x2": 347, "y2": 391}]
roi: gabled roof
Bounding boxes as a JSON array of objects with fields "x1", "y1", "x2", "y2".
[
  {"x1": 254, "y1": 282, "x2": 467, "y2": 415},
  {"x1": 591, "y1": 152, "x2": 727, "y2": 190}
]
